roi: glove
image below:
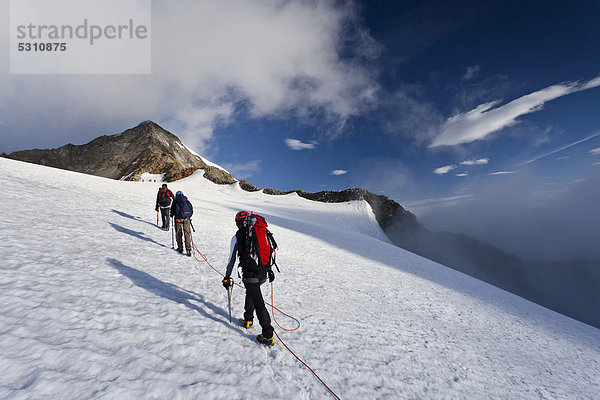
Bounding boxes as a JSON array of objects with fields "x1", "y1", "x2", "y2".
[
  {"x1": 222, "y1": 277, "x2": 232, "y2": 288},
  {"x1": 268, "y1": 269, "x2": 275, "y2": 283},
  {"x1": 155, "y1": 205, "x2": 159, "y2": 212}
]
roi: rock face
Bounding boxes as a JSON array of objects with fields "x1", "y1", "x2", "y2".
[
  {"x1": 255, "y1": 186, "x2": 417, "y2": 234},
  {"x1": 4, "y1": 121, "x2": 236, "y2": 184}
]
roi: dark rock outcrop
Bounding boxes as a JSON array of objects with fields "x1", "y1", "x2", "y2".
[
  {"x1": 239, "y1": 180, "x2": 261, "y2": 192},
  {"x1": 203, "y1": 166, "x2": 237, "y2": 185},
  {"x1": 242, "y1": 185, "x2": 418, "y2": 233}
]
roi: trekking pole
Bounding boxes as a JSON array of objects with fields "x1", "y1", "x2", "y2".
[
  {"x1": 190, "y1": 219, "x2": 196, "y2": 233},
  {"x1": 156, "y1": 210, "x2": 159, "y2": 226},
  {"x1": 171, "y1": 217, "x2": 175, "y2": 249},
  {"x1": 227, "y1": 283, "x2": 233, "y2": 323}
]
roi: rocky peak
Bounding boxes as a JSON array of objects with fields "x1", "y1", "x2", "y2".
[{"x1": 4, "y1": 121, "x2": 236, "y2": 184}]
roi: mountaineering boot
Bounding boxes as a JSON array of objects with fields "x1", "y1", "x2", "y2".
[
  {"x1": 256, "y1": 334, "x2": 274, "y2": 346},
  {"x1": 186, "y1": 250, "x2": 192, "y2": 257},
  {"x1": 176, "y1": 248, "x2": 183, "y2": 254},
  {"x1": 243, "y1": 320, "x2": 253, "y2": 329}
]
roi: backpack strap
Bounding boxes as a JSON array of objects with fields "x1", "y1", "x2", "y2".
[
  {"x1": 266, "y1": 229, "x2": 277, "y2": 250},
  {"x1": 266, "y1": 229, "x2": 279, "y2": 272}
]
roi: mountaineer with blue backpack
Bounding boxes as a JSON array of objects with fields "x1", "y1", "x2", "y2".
[{"x1": 170, "y1": 191, "x2": 194, "y2": 256}]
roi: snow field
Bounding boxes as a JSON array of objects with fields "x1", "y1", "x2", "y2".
[{"x1": 1, "y1": 157, "x2": 599, "y2": 399}]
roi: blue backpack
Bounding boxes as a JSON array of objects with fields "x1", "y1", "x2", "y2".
[{"x1": 175, "y1": 196, "x2": 193, "y2": 218}]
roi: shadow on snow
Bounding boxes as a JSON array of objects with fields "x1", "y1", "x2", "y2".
[
  {"x1": 111, "y1": 208, "x2": 165, "y2": 230},
  {"x1": 106, "y1": 258, "x2": 239, "y2": 334},
  {"x1": 108, "y1": 222, "x2": 169, "y2": 249}
]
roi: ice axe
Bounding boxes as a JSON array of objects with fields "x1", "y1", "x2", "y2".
[
  {"x1": 227, "y1": 282, "x2": 233, "y2": 323},
  {"x1": 171, "y1": 217, "x2": 175, "y2": 249}
]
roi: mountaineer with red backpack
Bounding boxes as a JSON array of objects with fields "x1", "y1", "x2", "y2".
[
  {"x1": 222, "y1": 211, "x2": 278, "y2": 346},
  {"x1": 155, "y1": 184, "x2": 175, "y2": 231},
  {"x1": 170, "y1": 191, "x2": 194, "y2": 256}
]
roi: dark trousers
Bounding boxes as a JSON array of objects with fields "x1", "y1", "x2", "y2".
[
  {"x1": 160, "y1": 207, "x2": 170, "y2": 228},
  {"x1": 243, "y1": 282, "x2": 274, "y2": 338}
]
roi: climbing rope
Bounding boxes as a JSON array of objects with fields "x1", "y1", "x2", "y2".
[
  {"x1": 272, "y1": 330, "x2": 341, "y2": 400},
  {"x1": 191, "y1": 240, "x2": 300, "y2": 331},
  {"x1": 189, "y1": 239, "x2": 341, "y2": 400}
]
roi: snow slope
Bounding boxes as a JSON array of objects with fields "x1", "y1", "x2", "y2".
[{"x1": 1, "y1": 157, "x2": 599, "y2": 400}]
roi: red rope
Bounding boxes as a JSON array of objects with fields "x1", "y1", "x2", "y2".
[
  {"x1": 273, "y1": 330, "x2": 341, "y2": 400},
  {"x1": 269, "y1": 279, "x2": 299, "y2": 332},
  {"x1": 189, "y1": 239, "x2": 341, "y2": 400},
  {"x1": 191, "y1": 241, "x2": 300, "y2": 330}
]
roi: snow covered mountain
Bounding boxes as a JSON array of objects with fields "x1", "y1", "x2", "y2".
[{"x1": 1, "y1": 157, "x2": 598, "y2": 399}]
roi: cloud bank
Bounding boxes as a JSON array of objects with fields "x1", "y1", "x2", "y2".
[
  {"x1": 419, "y1": 170, "x2": 600, "y2": 261},
  {"x1": 430, "y1": 76, "x2": 600, "y2": 148},
  {"x1": 0, "y1": 0, "x2": 377, "y2": 154}
]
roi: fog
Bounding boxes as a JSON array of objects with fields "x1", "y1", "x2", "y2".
[{"x1": 417, "y1": 168, "x2": 600, "y2": 262}]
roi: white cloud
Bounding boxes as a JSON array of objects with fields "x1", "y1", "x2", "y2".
[
  {"x1": 590, "y1": 147, "x2": 600, "y2": 155},
  {"x1": 457, "y1": 173, "x2": 468, "y2": 177},
  {"x1": 0, "y1": 0, "x2": 377, "y2": 153},
  {"x1": 330, "y1": 169, "x2": 348, "y2": 176},
  {"x1": 284, "y1": 138, "x2": 316, "y2": 151},
  {"x1": 429, "y1": 76, "x2": 600, "y2": 147},
  {"x1": 460, "y1": 158, "x2": 489, "y2": 166},
  {"x1": 463, "y1": 65, "x2": 480, "y2": 80},
  {"x1": 489, "y1": 171, "x2": 516, "y2": 175},
  {"x1": 582, "y1": 75, "x2": 600, "y2": 90},
  {"x1": 221, "y1": 160, "x2": 262, "y2": 180},
  {"x1": 434, "y1": 164, "x2": 457, "y2": 175}
]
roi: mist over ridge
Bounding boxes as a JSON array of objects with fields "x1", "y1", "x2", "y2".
[{"x1": 416, "y1": 169, "x2": 600, "y2": 263}]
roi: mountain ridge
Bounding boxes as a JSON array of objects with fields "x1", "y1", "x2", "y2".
[
  {"x1": 4, "y1": 121, "x2": 598, "y2": 328},
  {"x1": 2, "y1": 121, "x2": 416, "y2": 235}
]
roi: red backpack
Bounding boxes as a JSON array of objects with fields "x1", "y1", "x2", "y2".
[{"x1": 243, "y1": 213, "x2": 278, "y2": 271}]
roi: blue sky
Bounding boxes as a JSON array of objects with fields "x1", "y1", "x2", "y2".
[
  {"x1": 1, "y1": 0, "x2": 599, "y2": 259},
  {"x1": 208, "y1": 0, "x2": 600, "y2": 208}
]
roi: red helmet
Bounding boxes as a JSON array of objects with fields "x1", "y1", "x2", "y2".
[{"x1": 235, "y1": 211, "x2": 249, "y2": 222}]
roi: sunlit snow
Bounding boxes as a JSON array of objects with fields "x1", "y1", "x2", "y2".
[{"x1": 1, "y1": 158, "x2": 598, "y2": 399}]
